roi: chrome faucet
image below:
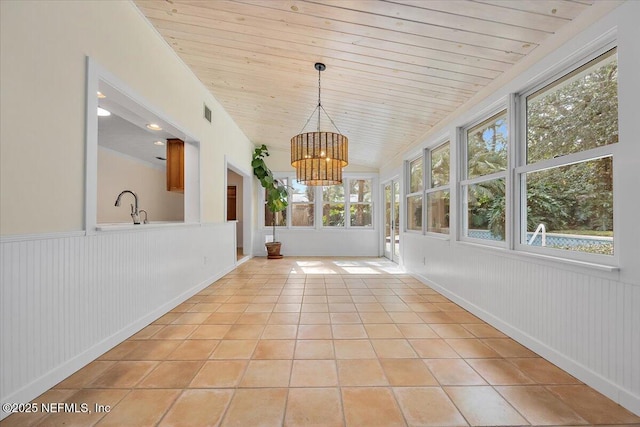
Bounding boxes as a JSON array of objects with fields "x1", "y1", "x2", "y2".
[
  {"x1": 139, "y1": 209, "x2": 149, "y2": 224},
  {"x1": 114, "y1": 190, "x2": 140, "y2": 224}
]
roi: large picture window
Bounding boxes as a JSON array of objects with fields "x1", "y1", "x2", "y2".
[
  {"x1": 462, "y1": 111, "x2": 508, "y2": 243},
  {"x1": 519, "y1": 48, "x2": 617, "y2": 257}
]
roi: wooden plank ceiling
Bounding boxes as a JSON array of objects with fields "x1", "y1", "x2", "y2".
[{"x1": 134, "y1": 0, "x2": 595, "y2": 168}]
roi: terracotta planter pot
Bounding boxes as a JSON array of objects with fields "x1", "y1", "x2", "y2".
[{"x1": 265, "y1": 242, "x2": 283, "y2": 259}]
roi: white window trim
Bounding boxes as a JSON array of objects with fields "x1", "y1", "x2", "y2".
[
  {"x1": 322, "y1": 176, "x2": 375, "y2": 229},
  {"x1": 459, "y1": 108, "x2": 509, "y2": 248},
  {"x1": 405, "y1": 155, "x2": 424, "y2": 233},
  {"x1": 425, "y1": 140, "x2": 451, "y2": 238},
  {"x1": 513, "y1": 45, "x2": 619, "y2": 266}
]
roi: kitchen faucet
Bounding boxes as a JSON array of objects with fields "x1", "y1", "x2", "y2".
[
  {"x1": 139, "y1": 209, "x2": 149, "y2": 224},
  {"x1": 114, "y1": 190, "x2": 140, "y2": 224}
]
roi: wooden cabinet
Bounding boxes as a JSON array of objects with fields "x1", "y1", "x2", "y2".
[{"x1": 166, "y1": 138, "x2": 184, "y2": 193}]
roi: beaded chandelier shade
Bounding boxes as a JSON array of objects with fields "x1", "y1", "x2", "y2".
[{"x1": 291, "y1": 63, "x2": 348, "y2": 186}]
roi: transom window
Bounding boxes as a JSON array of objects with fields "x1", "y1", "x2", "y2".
[{"x1": 426, "y1": 142, "x2": 450, "y2": 234}]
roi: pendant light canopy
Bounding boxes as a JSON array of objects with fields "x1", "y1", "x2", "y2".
[{"x1": 291, "y1": 63, "x2": 348, "y2": 186}]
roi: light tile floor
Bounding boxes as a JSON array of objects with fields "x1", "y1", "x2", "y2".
[{"x1": 3, "y1": 257, "x2": 639, "y2": 426}]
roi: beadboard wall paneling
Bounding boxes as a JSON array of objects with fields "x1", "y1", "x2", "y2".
[
  {"x1": 0, "y1": 223, "x2": 235, "y2": 412},
  {"x1": 402, "y1": 232, "x2": 640, "y2": 415}
]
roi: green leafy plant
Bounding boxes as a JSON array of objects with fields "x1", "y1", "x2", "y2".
[{"x1": 252, "y1": 145, "x2": 288, "y2": 242}]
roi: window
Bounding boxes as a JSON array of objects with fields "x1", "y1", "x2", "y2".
[
  {"x1": 426, "y1": 142, "x2": 450, "y2": 234},
  {"x1": 519, "y1": 48, "x2": 617, "y2": 257},
  {"x1": 291, "y1": 179, "x2": 314, "y2": 227},
  {"x1": 349, "y1": 179, "x2": 372, "y2": 227},
  {"x1": 322, "y1": 184, "x2": 345, "y2": 227},
  {"x1": 406, "y1": 156, "x2": 423, "y2": 231},
  {"x1": 462, "y1": 111, "x2": 508, "y2": 243},
  {"x1": 265, "y1": 177, "x2": 287, "y2": 227}
]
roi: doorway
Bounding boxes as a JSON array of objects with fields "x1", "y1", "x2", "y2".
[{"x1": 383, "y1": 180, "x2": 400, "y2": 262}]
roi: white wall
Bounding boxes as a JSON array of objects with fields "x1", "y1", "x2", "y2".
[
  {"x1": 383, "y1": 2, "x2": 640, "y2": 415},
  {"x1": 98, "y1": 147, "x2": 184, "y2": 223}
]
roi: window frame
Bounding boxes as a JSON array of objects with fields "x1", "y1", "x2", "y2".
[
  {"x1": 347, "y1": 178, "x2": 374, "y2": 228},
  {"x1": 514, "y1": 44, "x2": 619, "y2": 265},
  {"x1": 405, "y1": 154, "x2": 424, "y2": 233},
  {"x1": 459, "y1": 108, "x2": 510, "y2": 248},
  {"x1": 425, "y1": 140, "x2": 451, "y2": 237}
]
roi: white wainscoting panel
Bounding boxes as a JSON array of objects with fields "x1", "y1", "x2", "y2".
[
  {"x1": 0, "y1": 223, "x2": 235, "y2": 416},
  {"x1": 402, "y1": 232, "x2": 640, "y2": 415}
]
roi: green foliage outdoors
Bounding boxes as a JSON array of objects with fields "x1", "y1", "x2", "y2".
[
  {"x1": 468, "y1": 53, "x2": 617, "y2": 249},
  {"x1": 252, "y1": 145, "x2": 288, "y2": 241}
]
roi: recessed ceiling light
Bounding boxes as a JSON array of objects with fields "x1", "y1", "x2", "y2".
[
  {"x1": 146, "y1": 123, "x2": 162, "y2": 131},
  {"x1": 97, "y1": 107, "x2": 111, "y2": 117},
  {"x1": 97, "y1": 91, "x2": 106, "y2": 99},
  {"x1": 154, "y1": 140, "x2": 165, "y2": 146}
]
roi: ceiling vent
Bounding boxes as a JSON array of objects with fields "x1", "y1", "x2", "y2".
[{"x1": 203, "y1": 104, "x2": 212, "y2": 123}]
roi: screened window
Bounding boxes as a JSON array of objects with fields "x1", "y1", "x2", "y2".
[
  {"x1": 462, "y1": 111, "x2": 508, "y2": 243},
  {"x1": 349, "y1": 179, "x2": 373, "y2": 227},
  {"x1": 406, "y1": 156, "x2": 424, "y2": 232},
  {"x1": 322, "y1": 184, "x2": 345, "y2": 227},
  {"x1": 520, "y1": 48, "x2": 617, "y2": 257},
  {"x1": 291, "y1": 179, "x2": 314, "y2": 227},
  {"x1": 426, "y1": 142, "x2": 450, "y2": 234}
]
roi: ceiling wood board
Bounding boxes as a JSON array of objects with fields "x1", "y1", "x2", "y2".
[{"x1": 135, "y1": 0, "x2": 597, "y2": 169}]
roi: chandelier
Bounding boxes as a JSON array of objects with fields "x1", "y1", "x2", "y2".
[{"x1": 291, "y1": 63, "x2": 348, "y2": 186}]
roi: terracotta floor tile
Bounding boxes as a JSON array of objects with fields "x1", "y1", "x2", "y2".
[
  {"x1": 274, "y1": 303, "x2": 302, "y2": 312},
  {"x1": 95, "y1": 389, "x2": 180, "y2": 427},
  {"x1": 189, "y1": 324, "x2": 231, "y2": 339},
  {"x1": 388, "y1": 312, "x2": 424, "y2": 323},
  {"x1": 240, "y1": 360, "x2": 292, "y2": 387},
  {"x1": 394, "y1": 387, "x2": 467, "y2": 426},
  {"x1": 130, "y1": 324, "x2": 165, "y2": 339},
  {"x1": 359, "y1": 312, "x2": 394, "y2": 323},
  {"x1": 445, "y1": 386, "x2": 528, "y2": 426},
  {"x1": 508, "y1": 358, "x2": 581, "y2": 384},
  {"x1": 364, "y1": 323, "x2": 404, "y2": 338},
  {"x1": 430, "y1": 324, "x2": 475, "y2": 338},
  {"x1": 89, "y1": 361, "x2": 158, "y2": 388},
  {"x1": 221, "y1": 388, "x2": 287, "y2": 427},
  {"x1": 297, "y1": 324, "x2": 333, "y2": 339},
  {"x1": 302, "y1": 303, "x2": 329, "y2": 312},
  {"x1": 252, "y1": 295, "x2": 279, "y2": 303},
  {"x1": 303, "y1": 295, "x2": 328, "y2": 303},
  {"x1": 497, "y1": 386, "x2": 588, "y2": 425},
  {"x1": 290, "y1": 360, "x2": 338, "y2": 387},
  {"x1": 55, "y1": 361, "x2": 115, "y2": 389},
  {"x1": 461, "y1": 323, "x2": 507, "y2": 338},
  {"x1": 216, "y1": 303, "x2": 249, "y2": 313},
  {"x1": 236, "y1": 312, "x2": 270, "y2": 324},
  {"x1": 203, "y1": 312, "x2": 241, "y2": 324},
  {"x1": 153, "y1": 312, "x2": 183, "y2": 325},
  {"x1": 547, "y1": 385, "x2": 640, "y2": 424},
  {"x1": 98, "y1": 340, "x2": 141, "y2": 360},
  {"x1": 159, "y1": 389, "x2": 233, "y2": 427},
  {"x1": 327, "y1": 295, "x2": 351, "y2": 303},
  {"x1": 188, "y1": 302, "x2": 222, "y2": 312},
  {"x1": 172, "y1": 312, "x2": 212, "y2": 324},
  {"x1": 138, "y1": 361, "x2": 203, "y2": 388},
  {"x1": 39, "y1": 389, "x2": 129, "y2": 427},
  {"x1": 371, "y1": 339, "x2": 418, "y2": 358},
  {"x1": 407, "y1": 302, "x2": 440, "y2": 312},
  {"x1": 244, "y1": 303, "x2": 275, "y2": 313},
  {"x1": 268, "y1": 313, "x2": 300, "y2": 324},
  {"x1": 223, "y1": 324, "x2": 265, "y2": 339},
  {"x1": 330, "y1": 312, "x2": 361, "y2": 324},
  {"x1": 467, "y1": 359, "x2": 535, "y2": 385},
  {"x1": 337, "y1": 359, "x2": 388, "y2": 386},
  {"x1": 410, "y1": 339, "x2": 460, "y2": 358},
  {"x1": 341, "y1": 387, "x2": 405, "y2": 427},
  {"x1": 190, "y1": 360, "x2": 247, "y2": 387},
  {"x1": 253, "y1": 340, "x2": 296, "y2": 359},
  {"x1": 262, "y1": 324, "x2": 298, "y2": 339},
  {"x1": 334, "y1": 339, "x2": 377, "y2": 359},
  {"x1": 482, "y1": 338, "x2": 538, "y2": 357},
  {"x1": 351, "y1": 295, "x2": 378, "y2": 303},
  {"x1": 332, "y1": 324, "x2": 368, "y2": 339},
  {"x1": 299, "y1": 312, "x2": 331, "y2": 324},
  {"x1": 172, "y1": 303, "x2": 196, "y2": 312},
  {"x1": 355, "y1": 303, "x2": 386, "y2": 312},
  {"x1": 285, "y1": 388, "x2": 344, "y2": 427},
  {"x1": 168, "y1": 340, "x2": 219, "y2": 360},
  {"x1": 397, "y1": 323, "x2": 438, "y2": 339},
  {"x1": 329, "y1": 303, "x2": 357, "y2": 312},
  {"x1": 210, "y1": 340, "x2": 257, "y2": 359},
  {"x1": 446, "y1": 338, "x2": 502, "y2": 358},
  {"x1": 0, "y1": 389, "x2": 79, "y2": 427},
  {"x1": 418, "y1": 312, "x2": 456, "y2": 323},
  {"x1": 424, "y1": 359, "x2": 487, "y2": 385},
  {"x1": 380, "y1": 359, "x2": 438, "y2": 386},
  {"x1": 294, "y1": 339, "x2": 335, "y2": 359}
]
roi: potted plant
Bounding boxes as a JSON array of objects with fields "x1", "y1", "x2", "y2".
[{"x1": 252, "y1": 144, "x2": 288, "y2": 259}]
